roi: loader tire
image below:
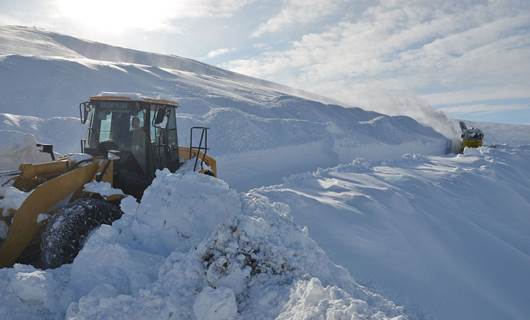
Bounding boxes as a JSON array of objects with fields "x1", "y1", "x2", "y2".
[{"x1": 40, "y1": 198, "x2": 122, "y2": 269}]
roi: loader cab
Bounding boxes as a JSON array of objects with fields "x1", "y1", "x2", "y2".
[{"x1": 80, "y1": 94, "x2": 180, "y2": 198}]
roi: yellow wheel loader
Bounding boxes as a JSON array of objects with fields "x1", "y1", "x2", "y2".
[{"x1": 0, "y1": 93, "x2": 217, "y2": 268}]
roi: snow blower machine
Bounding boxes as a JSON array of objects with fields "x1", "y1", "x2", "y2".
[
  {"x1": 0, "y1": 93, "x2": 216, "y2": 268},
  {"x1": 459, "y1": 121, "x2": 484, "y2": 152}
]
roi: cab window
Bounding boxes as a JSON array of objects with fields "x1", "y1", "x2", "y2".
[
  {"x1": 98, "y1": 111, "x2": 112, "y2": 142},
  {"x1": 149, "y1": 105, "x2": 177, "y2": 145}
]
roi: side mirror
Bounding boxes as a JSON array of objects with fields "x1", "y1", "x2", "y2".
[
  {"x1": 36, "y1": 143, "x2": 55, "y2": 161},
  {"x1": 153, "y1": 108, "x2": 169, "y2": 129},
  {"x1": 79, "y1": 102, "x2": 91, "y2": 124}
]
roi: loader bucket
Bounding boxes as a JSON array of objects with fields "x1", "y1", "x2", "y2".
[{"x1": 0, "y1": 162, "x2": 100, "y2": 267}]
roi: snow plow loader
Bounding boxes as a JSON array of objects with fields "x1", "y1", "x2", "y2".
[
  {"x1": 0, "y1": 93, "x2": 216, "y2": 268},
  {"x1": 459, "y1": 121, "x2": 484, "y2": 151}
]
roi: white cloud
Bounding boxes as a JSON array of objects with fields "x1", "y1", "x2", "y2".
[
  {"x1": 207, "y1": 47, "x2": 236, "y2": 58},
  {"x1": 420, "y1": 85, "x2": 530, "y2": 106},
  {"x1": 252, "y1": 0, "x2": 344, "y2": 37},
  {"x1": 438, "y1": 103, "x2": 530, "y2": 115},
  {"x1": 225, "y1": 0, "x2": 530, "y2": 122}
]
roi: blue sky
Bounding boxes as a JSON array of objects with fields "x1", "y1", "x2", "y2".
[{"x1": 1, "y1": 0, "x2": 529, "y2": 124}]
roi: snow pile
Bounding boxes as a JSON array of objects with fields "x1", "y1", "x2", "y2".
[
  {"x1": 254, "y1": 145, "x2": 530, "y2": 320},
  {"x1": 0, "y1": 170, "x2": 406, "y2": 319}
]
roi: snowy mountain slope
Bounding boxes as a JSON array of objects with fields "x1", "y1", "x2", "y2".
[
  {"x1": 253, "y1": 146, "x2": 530, "y2": 320},
  {"x1": 0, "y1": 25, "x2": 451, "y2": 189},
  {"x1": 0, "y1": 25, "x2": 333, "y2": 118},
  {"x1": 0, "y1": 170, "x2": 407, "y2": 320},
  {"x1": 0, "y1": 26, "x2": 306, "y2": 95}
]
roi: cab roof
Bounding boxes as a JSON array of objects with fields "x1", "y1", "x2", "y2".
[{"x1": 90, "y1": 92, "x2": 178, "y2": 107}]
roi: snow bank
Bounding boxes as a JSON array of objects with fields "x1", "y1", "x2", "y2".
[
  {"x1": 254, "y1": 145, "x2": 530, "y2": 320},
  {"x1": 0, "y1": 170, "x2": 405, "y2": 319}
]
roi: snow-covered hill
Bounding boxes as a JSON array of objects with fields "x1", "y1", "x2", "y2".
[
  {"x1": 0, "y1": 25, "x2": 451, "y2": 189},
  {"x1": 0, "y1": 26, "x2": 333, "y2": 117}
]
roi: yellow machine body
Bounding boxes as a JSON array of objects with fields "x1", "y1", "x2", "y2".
[{"x1": 462, "y1": 138, "x2": 483, "y2": 149}]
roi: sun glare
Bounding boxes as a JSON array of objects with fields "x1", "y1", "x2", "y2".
[{"x1": 53, "y1": 0, "x2": 196, "y2": 33}]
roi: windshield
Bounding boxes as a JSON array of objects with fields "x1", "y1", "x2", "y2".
[
  {"x1": 88, "y1": 101, "x2": 145, "y2": 146},
  {"x1": 87, "y1": 101, "x2": 148, "y2": 169}
]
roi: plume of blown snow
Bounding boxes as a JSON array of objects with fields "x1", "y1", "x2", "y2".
[{"x1": 344, "y1": 90, "x2": 460, "y2": 141}]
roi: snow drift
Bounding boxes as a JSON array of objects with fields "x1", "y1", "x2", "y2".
[
  {"x1": 254, "y1": 146, "x2": 530, "y2": 320},
  {"x1": 0, "y1": 170, "x2": 406, "y2": 320}
]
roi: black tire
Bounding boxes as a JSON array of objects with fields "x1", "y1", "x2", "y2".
[{"x1": 40, "y1": 198, "x2": 122, "y2": 269}]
